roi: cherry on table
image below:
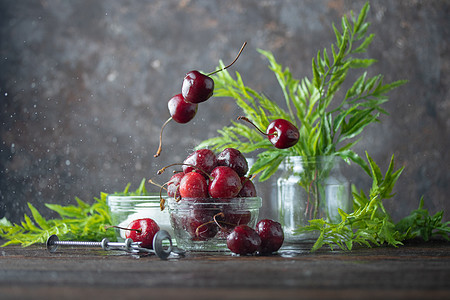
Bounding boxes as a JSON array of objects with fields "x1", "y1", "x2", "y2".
[
  {"x1": 226, "y1": 225, "x2": 261, "y2": 255},
  {"x1": 255, "y1": 219, "x2": 284, "y2": 254},
  {"x1": 125, "y1": 218, "x2": 160, "y2": 249}
]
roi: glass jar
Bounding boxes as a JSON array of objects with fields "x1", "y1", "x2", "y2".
[
  {"x1": 107, "y1": 195, "x2": 173, "y2": 241},
  {"x1": 277, "y1": 156, "x2": 350, "y2": 243}
]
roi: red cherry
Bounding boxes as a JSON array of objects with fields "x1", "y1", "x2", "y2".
[
  {"x1": 183, "y1": 149, "x2": 218, "y2": 176},
  {"x1": 266, "y1": 119, "x2": 299, "y2": 149},
  {"x1": 237, "y1": 116, "x2": 299, "y2": 149},
  {"x1": 227, "y1": 225, "x2": 261, "y2": 255},
  {"x1": 181, "y1": 42, "x2": 247, "y2": 104},
  {"x1": 237, "y1": 176, "x2": 257, "y2": 197},
  {"x1": 255, "y1": 219, "x2": 284, "y2": 254},
  {"x1": 171, "y1": 198, "x2": 219, "y2": 241},
  {"x1": 154, "y1": 94, "x2": 198, "y2": 157},
  {"x1": 125, "y1": 218, "x2": 160, "y2": 249},
  {"x1": 216, "y1": 148, "x2": 248, "y2": 177},
  {"x1": 168, "y1": 93, "x2": 198, "y2": 124},
  {"x1": 179, "y1": 172, "x2": 209, "y2": 198},
  {"x1": 184, "y1": 201, "x2": 219, "y2": 241},
  {"x1": 167, "y1": 172, "x2": 184, "y2": 198},
  {"x1": 182, "y1": 71, "x2": 214, "y2": 104},
  {"x1": 208, "y1": 166, "x2": 242, "y2": 198}
]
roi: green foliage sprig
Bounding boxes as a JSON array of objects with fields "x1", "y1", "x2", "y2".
[
  {"x1": 0, "y1": 178, "x2": 150, "y2": 247},
  {"x1": 295, "y1": 153, "x2": 449, "y2": 251},
  {"x1": 395, "y1": 197, "x2": 450, "y2": 241},
  {"x1": 295, "y1": 152, "x2": 404, "y2": 251},
  {"x1": 197, "y1": 3, "x2": 406, "y2": 180}
]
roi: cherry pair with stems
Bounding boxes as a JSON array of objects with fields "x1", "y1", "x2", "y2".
[
  {"x1": 154, "y1": 42, "x2": 247, "y2": 157},
  {"x1": 154, "y1": 42, "x2": 300, "y2": 157}
]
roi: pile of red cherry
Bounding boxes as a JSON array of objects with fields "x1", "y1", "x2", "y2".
[{"x1": 155, "y1": 147, "x2": 284, "y2": 255}]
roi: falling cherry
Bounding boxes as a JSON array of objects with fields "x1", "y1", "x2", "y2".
[{"x1": 237, "y1": 116, "x2": 300, "y2": 149}]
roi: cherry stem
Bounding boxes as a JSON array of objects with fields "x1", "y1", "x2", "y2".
[
  {"x1": 154, "y1": 117, "x2": 172, "y2": 158},
  {"x1": 240, "y1": 176, "x2": 251, "y2": 187},
  {"x1": 106, "y1": 225, "x2": 142, "y2": 234},
  {"x1": 212, "y1": 212, "x2": 240, "y2": 232},
  {"x1": 148, "y1": 178, "x2": 167, "y2": 191},
  {"x1": 206, "y1": 41, "x2": 247, "y2": 76},
  {"x1": 156, "y1": 181, "x2": 169, "y2": 211},
  {"x1": 195, "y1": 220, "x2": 216, "y2": 237},
  {"x1": 195, "y1": 212, "x2": 243, "y2": 236},
  {"x1": 157, "y1": 162, "x2": 212, "y2": 179},
  {"x1": 213, "y1": 212, "x2": 226, "y2": 230},
  {"x1": 237, "y1": 116, "x2": 269, "y2": 137},
  {"x1": 148, "y1": 178, "x2": 168, "y2": 210}
]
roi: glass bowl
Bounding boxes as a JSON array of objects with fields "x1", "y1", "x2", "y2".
[
  {"x1": 107, "y1": 195, "x2": 173, "y2": 241},
  {"x1": 167, "y1": 197, "x2": 262, "y2": 251}
]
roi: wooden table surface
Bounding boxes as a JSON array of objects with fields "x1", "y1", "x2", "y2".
[{"x1": 1, "y1": 238, "x2": 449, "y2": 300}]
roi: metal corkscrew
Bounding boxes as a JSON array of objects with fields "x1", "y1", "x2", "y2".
[{"x1": 46, "y1": 230, "x2": 184, "y2": 260}]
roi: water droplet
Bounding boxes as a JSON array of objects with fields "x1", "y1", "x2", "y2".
[
  {"x1": 4, "y1": 92, "x2": 7, "y2": 96},
  {"x1": 151, "y1": 60, "x2": 161, "y2": 69},
  {"x1": 65, "y1": 160, "x2": 71, "y2": 166}
]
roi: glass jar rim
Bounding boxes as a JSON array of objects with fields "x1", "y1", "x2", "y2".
[
  {"x1": 283, "y1": 155, "x2": 341, "y2": 160},
  {"x1": 107, "y1": 194, "x2": 162, "y2": 201}
]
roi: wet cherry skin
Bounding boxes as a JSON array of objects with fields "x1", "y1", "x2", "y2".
[
  {"x1": 181, "y1": 70, "x2": 214, "y2": 104},
  {"x1": 179, "y1": 171, "x2": 209, "y2": 198},
  {"x1": 208, "y1": 166, "x2": 242, "y2": 198},
  {"x1": 168, "y1": 93, "x2": 198, "y2": 123},
  {"x1": 237, "y1": 176, "x2": 257, "y2": 197},
  {"x1": 217, "y1": 148, "x2": 249, "y2": 177},
  {"x1": 226, "y1": 225, "x2": 261, "y2": 255},
  {"x1": 255, "y1": 219, "x2": 284, "y2": 254},
  {"x1": 266, "y1": 119, "x2": 299, "y2": 149},
  {"x1": 125, "y1": 218, "x2": 160, "y2": 249},
  {"x1": 166, "y1": 172, "x2": 184, "y2": 198},
  {"x1": 183, "y1": 148, "x2": 218, "y2": 176}
]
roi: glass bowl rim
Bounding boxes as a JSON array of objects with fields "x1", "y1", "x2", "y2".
[{"x1": 166, "y1": 196, "x2": 262, "y2": 208}]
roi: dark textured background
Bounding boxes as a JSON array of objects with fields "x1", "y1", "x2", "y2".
[{"x1": 1, "y1": 0, "x2": 449, "y2": 223}]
